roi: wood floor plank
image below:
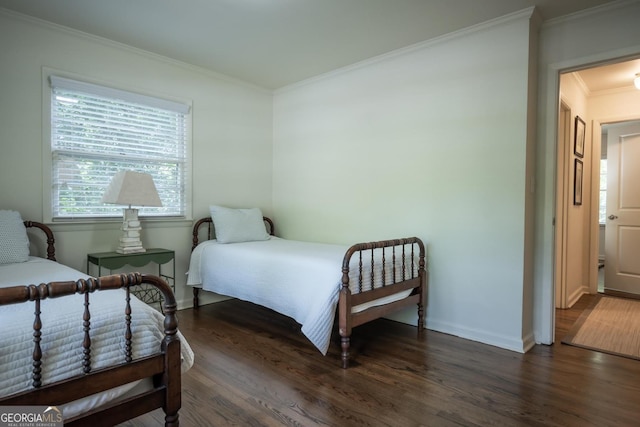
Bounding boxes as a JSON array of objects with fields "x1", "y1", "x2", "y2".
[{"x1": 120, "y1": 294, "x2": 640, "y2": 426}]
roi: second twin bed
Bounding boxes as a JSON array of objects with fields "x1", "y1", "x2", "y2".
[{"x1": 188, "y1": 206, "x2": 427, "y2": 368}]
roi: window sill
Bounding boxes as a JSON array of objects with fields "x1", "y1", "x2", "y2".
[{"x1": 46, "y1": 218, "x2": 193, "y2": 232}]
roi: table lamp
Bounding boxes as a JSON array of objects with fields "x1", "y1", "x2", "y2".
[{"x1": 101, "y1": 171, "x2": 162, "y2": 254}]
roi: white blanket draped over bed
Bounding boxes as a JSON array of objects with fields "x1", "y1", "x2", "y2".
[
  {"x1": 187, "y1": 237, "x2": 417, "y2": 355},
  {"x1": 0, "y1": 257, "x2": 195, "y2": 418}
]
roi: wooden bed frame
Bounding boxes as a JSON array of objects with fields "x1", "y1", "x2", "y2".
[
  {"x1": 191, "y1": 216, "x2": 427, "y2": 368},
  {"x1": 0, "y1": 221, "x2": 183, "y2": 426}
]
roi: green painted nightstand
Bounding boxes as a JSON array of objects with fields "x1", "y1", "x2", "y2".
[{"x1": 87, "y1": 248, "x2": 175, "y2": 308}]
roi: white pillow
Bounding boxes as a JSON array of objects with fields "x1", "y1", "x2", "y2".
[
  {"x1": 209, "y1": 205, "x2": 270, "y2": 244},
  {"x1": 0, "y1": 210, "x2": 30, "y2": 264}
]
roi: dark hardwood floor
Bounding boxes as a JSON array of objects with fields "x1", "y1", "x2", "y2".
[{"x1": 120, "y1": 294, "x2": 640, "y2": 426}]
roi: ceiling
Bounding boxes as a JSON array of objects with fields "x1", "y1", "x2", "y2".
[
  {"x1": 0, "y1": 0, "x2": 630, "y2": 90},
  {"x1": 572, "y1": 59, "x2": 640, "y2": 94}
]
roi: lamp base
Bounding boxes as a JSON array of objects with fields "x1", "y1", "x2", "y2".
[
  {"x1": 116, "y1": 247, "x2": 146, "y2": 254},
  {"x1": 116, "y1": 208, "x2": 147, "y2": 254}
]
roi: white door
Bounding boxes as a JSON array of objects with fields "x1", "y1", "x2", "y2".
[{"x1": 604, "y1": 122, "x2": 640, "y2": 294}]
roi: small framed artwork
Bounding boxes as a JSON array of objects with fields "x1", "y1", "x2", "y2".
[
  {"x1": 574, "y1": 158, "x2": 583, "y2": 205},
  {"x1": 574, "y1": 116, "x2": 585, "y2": 158}
]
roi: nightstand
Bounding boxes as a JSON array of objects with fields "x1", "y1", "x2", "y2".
[{"x1": 87, "y1": 248, "x2": 175, "y2": 308}]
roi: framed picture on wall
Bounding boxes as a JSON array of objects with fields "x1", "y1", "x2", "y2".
[
  {"x1": 574, "y1": 158, "x2": 583, "y2": 205},
  {"x1": 574, "y1": 116, "x2": 585, "y2": 158}
]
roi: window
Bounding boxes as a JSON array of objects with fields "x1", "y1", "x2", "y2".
[
  {"x1": 49, "y1": 76, "x2": 190, "y2": 220},
  {"x1": 599, "y1": 158, "x2": 607, "y2": 224}
]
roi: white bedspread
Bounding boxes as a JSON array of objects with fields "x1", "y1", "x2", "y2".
[
  {"x1": 188, "y1": 237, "x2": 418, "y2": 355},
  {"x1": 0, "y1": 257, "x2": 194, "y2": 418}
]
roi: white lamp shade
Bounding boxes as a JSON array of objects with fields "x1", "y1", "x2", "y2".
[
  {"x1": 635, "y1": 74, "x2": 640, "y2": 90},
  {"x1": 101, "y1": 171, "x2": 163, "y2": 207}
]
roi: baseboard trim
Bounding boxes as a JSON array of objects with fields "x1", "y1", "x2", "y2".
[{"x1": 602, "y1": 289, "x2": 640, "y2": 300}]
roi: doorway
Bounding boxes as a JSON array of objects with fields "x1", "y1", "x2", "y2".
[{"x1": 555, "y1": 58, "x2": 640, "y2": 311}]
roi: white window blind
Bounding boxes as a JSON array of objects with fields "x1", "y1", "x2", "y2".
[{"x1": 50, "y1": 76, "x2": 190, "y2": 220}]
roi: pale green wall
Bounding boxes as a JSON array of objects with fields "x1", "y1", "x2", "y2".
[
  {"x1": 0, "y1": 10, "x2": 273, "y2": 308},
  {"x1": 273, "y1": 11, "x2": 537, "y2": 351}
]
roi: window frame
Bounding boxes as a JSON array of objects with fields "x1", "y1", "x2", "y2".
[{"x1": 42, "y1": 69, "x2": 193, "y2": 223}]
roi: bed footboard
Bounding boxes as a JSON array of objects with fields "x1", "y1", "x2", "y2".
[
  {"x1": 0, "y1": 273, "x2": 182, "y2": 426},
  {"x1": 339, "y1": 237, "x2": 427, "y2": 368}
]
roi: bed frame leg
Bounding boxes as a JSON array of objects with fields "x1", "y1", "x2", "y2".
[
  {"x1": 341, "y1": 336, "x2": 350, "y2": 369},
  {"x1": 193, "y1": 287, "x2": 200, "y2": 309},
  {"x1": 165, "y1": 413, "x2": 179, "y2": 427}
]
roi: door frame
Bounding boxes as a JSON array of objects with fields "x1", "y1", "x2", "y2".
[
  {"x1": 587, "y1": 120, "x2": 603, "y2": 296},
  {"x1": 554, "y1": 101, "x2": 571, "y2": 309}
]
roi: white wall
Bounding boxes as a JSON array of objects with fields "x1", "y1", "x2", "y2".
[
  {"x1": 558, "y1": 73, "x2": 590, "y2": 305},
  {"x1": 273, "y1": 10, "x2": 538, "y2": 352},
  {"x1": 535, "y1": 0, "x2": 640, "y2": 343},
  {"x1": 0, "y1": 10, "x2": 273, "y2": 308}
]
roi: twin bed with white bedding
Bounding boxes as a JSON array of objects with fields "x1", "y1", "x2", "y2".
[
  {"x1": 188, "y1": 206, "x2": 427, "y2": 368},
  {"x1": 0, "y1": 212, "x2": 194, "y2": 426}
]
